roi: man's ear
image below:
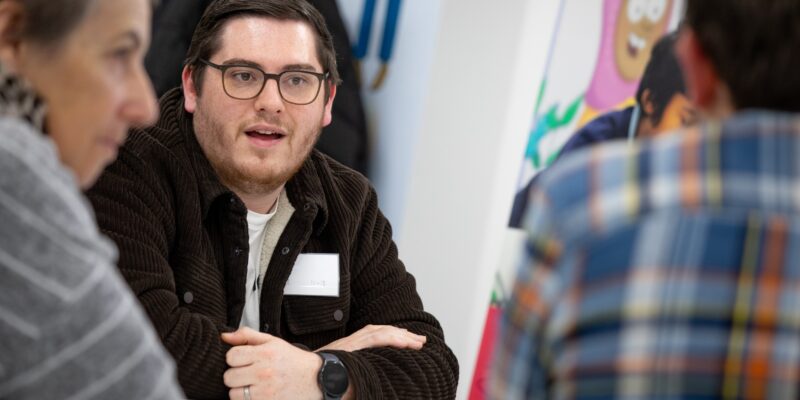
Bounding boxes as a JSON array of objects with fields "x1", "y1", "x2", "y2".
[
  {"x1": 322, "y1": 81, "x2": 336, "y2": 127},
  {"x1": 675, "y1": 28, "x2": 719, "y2": 111},
  {"x1": 0, "y1": 0, "x2": 25, "y2": 73},
  {"x1": 182, "y1": 65, "x2": 198, "y2": 113}
]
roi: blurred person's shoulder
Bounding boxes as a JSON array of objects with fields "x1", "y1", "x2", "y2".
[
  {"x1": 0, "y1": 117, "x2": 100, "y2": 237},
  {"x1": 529, "y1": 128, "x2": 689, "y2": 240},
  {"x1": 559, "y1": 106, "x2": 634, "y2": 157},
  {"x1": 0, "y1": 116, "x2": 118, "y2": 314}
]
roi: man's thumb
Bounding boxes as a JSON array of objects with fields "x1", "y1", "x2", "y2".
[{"x1": 221, "y1": 327, "x2": 271, "y2": 345}]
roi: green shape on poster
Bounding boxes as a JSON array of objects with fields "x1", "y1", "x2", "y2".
[{"x1": 525, "y1": 92, "x2": 584, "y2": 169}]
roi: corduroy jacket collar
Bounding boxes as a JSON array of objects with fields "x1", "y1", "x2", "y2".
[{"x1": 158, "y1": 88, "x2": 330, "y2": 236}]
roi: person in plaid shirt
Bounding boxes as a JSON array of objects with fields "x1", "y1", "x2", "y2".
[{"x1": 492, "y1": 1, "x2": 800, "y2": 398}]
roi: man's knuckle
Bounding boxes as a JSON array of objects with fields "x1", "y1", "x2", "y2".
[
  {"x1": 257, "y1": 345, "x2": 272, "y2": 359},
  {"x1": 223, "y1": 370, "x2": 234, "y2": 386},
  {"x1": 256, "y1": 367, "x2": 273, "y2": 381},
  {"x1": 226, "y1": 350, "x2": 237, "y2": 365}
]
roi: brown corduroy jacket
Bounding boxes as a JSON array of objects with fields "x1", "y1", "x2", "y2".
[{"x1": 87, "y1": 89, "x2": 458, "y2": 399}]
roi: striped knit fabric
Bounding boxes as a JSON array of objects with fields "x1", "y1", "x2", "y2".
[
  {"x1": 0, "y1": 118, "x2": 183, "y2": 398},
  {"x1": 492, "y1": 111, "x2": 800, "y2": 399}
]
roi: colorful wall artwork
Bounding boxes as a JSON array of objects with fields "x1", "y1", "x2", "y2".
[{"x1": 519, "y1": 0, "x2": 679, "y2": 189}]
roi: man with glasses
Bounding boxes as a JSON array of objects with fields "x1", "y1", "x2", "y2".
[{"x1": 87, "y1": 0, "x2": 458, "y2": 399}]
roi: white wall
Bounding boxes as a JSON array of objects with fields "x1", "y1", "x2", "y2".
[{"x1": 398, "y1": 1, "x2": 561, "y2": 397}]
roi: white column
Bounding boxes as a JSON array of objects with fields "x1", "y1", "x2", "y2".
[{"x1": 398, "y1": 0, "x2": 561, "y2": 397}]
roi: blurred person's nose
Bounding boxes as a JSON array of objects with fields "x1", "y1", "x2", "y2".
[{"x1": 122, "y1": 64, "x2": 159, "y2": 127}]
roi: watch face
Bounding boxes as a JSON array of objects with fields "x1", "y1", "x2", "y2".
[{"x1": 322, "y1": 362, "x2": 348, "y2": 395}]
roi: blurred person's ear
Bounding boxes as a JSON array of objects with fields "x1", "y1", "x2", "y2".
[
  {"x1": 641, "y1": 88, "x2": 655, "y2": 116},
  {"x1": 675, "y1": 28, "x2": 730, "y2": 118},
  {"x1": 0, "y1": 0, "x2": 24, "y2": 72}
]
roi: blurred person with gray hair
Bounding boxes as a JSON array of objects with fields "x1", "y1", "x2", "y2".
[{"x1": 0, "y1": 0, "x2": 183, "y2": 398}]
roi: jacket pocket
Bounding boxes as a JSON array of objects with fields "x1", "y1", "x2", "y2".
[{"x1": 283, "y1": 294, "x2": 350, "y2": 336}]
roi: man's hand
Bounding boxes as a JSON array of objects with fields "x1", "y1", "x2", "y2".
[
  {"x1": 222, "y1": 325, "x2": 424, "y2": 399},
  {"x1": 317, "y1": 324, "x2": 427, "y2": 352},
  {"x1": 222, "y1": 328, "x2": 323, "y2": 400}
]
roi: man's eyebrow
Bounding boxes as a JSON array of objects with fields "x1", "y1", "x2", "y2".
[
  {"x1": 283, "y1": 64, "x2": 320, "y2": 72},
  {"x1": 218, "y1": 59, "x2": 322, "y2": 73},
  {"x1": 220, "y1": 58, "x2": 262, "y2": 68}
]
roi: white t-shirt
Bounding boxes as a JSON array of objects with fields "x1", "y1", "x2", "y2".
[{"x1": 239, "y1": 202, "x2": 277, "y2": 330}]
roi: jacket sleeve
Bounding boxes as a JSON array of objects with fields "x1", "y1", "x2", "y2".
[
  {"x1": 327, "y1": 185, "x2": 459, "y2": 399},
  {"x1": 87, "y1": 146, "x2": 231, "y2": 399}
]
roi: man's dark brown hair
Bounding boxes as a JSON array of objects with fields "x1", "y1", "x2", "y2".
[{"x1": 184, "y1": 0, "x2": 340, "y2": 97}]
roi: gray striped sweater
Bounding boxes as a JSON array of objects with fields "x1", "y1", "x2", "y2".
[{"x1": 0, "y1": 117, "x2": 184, "y2": 399}]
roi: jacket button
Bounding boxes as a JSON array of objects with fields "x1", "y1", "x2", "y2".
[
  {"x1": 263, "y1": 323, "x2": 269, "y2": 332},
  {"x1": 234, "y1": 247, "x2": 243, "y2": 256},
  {"x1": 229, "y1": 197, "x2": 236, "y2": 204},
  {"x1": 333, "y1": 309, "x2": 343, "y2": 321},
  {"x1": 281, "y1": 246, "x2": 290, "y2": 255},
  {"x1": 183, "y1": 291, "x2": 194, "y2": 304},
  {"x1": 303, "y1": 203, "x2": 312, "y2": 211}
]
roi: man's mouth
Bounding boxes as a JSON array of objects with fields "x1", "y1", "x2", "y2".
[
  {"x1": 245, "y1": 129, "x2": 286, "y2": 147},
  {"x1": 627, "y1": 32, "x2": 646, "y2": 57}
]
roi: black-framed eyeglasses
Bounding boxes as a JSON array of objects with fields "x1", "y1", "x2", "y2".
[{"x1": 200, "y1": 59, "x2": 329, "y2": 105}]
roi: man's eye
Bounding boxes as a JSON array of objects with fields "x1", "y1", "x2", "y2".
[
  {"x1": 233, "y1": 72, "x2": 253, "y2": 81},
  {"x1": 286, "y1": 76, "x2": 308, "y2": 86}
]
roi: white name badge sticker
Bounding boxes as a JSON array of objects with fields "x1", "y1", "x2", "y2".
[{"x1": 283, "y1": 253, "x2": 340, "y2": 297}]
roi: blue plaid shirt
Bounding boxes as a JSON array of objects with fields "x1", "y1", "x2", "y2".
[{"x1": 492, "y1": 111, "x2": 800, "y2": 399}]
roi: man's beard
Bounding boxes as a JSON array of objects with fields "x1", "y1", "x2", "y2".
[{"x1": 192, "y1": 105, "x2": 321, "y2": 198}]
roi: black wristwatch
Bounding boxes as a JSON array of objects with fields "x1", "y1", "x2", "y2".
[{"x1": 317, "y1": 352, "x2": 349, "y2": 400}]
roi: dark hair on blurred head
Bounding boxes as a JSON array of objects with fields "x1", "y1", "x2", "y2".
[
  {"x1": 18, "y1": 0, "x2": 158, "y2": 48},
  {"x1": 636, "y1": 32, "x2": 686, "y2": 124},
  {"x1": 184, "y1": 0, "x2": 340, "y2": 97},
  {"x1": 18, "y1": 0, "x2": 94, "y2": 47},
  {"x1": 684, "y1": 0, "x2": 800, "y2": 112}
]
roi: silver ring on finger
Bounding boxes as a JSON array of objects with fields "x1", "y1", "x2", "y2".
[{"x1": 243, "y1": 385, "x2": 252, "y2": 400}]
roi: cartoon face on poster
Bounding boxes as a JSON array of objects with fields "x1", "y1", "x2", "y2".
[
  {"x1": 616, "y1": 0, "x2": 674, "y2": 81},
  {"x1": 582, "y1": 0, "x2": 675, "y2": 121}
]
